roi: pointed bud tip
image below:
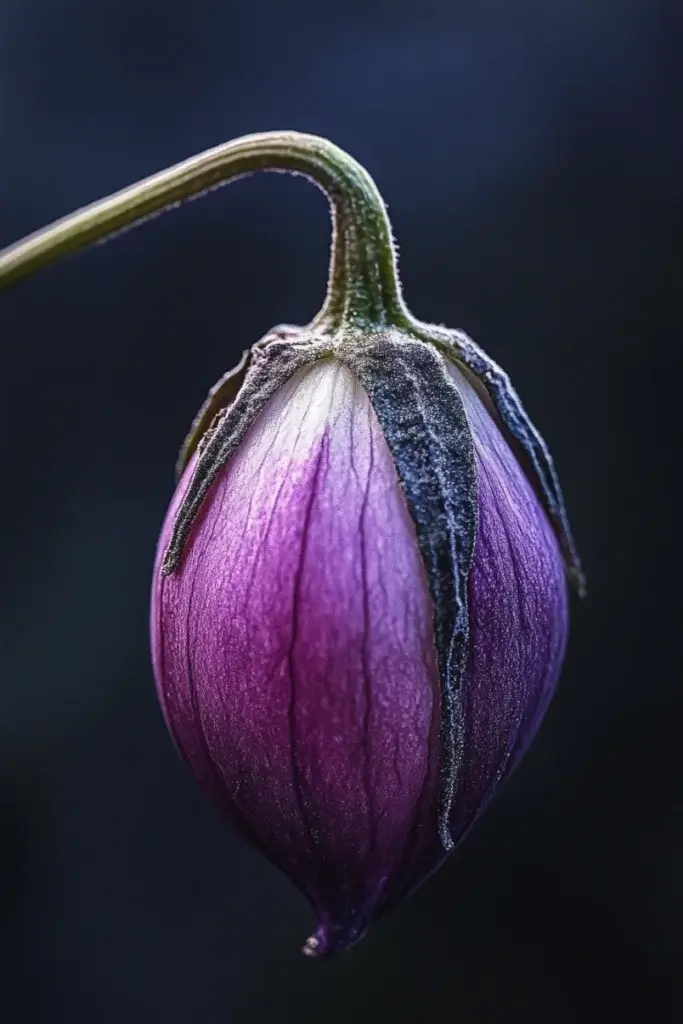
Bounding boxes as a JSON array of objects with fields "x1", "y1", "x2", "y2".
[
  {"x1": 302, "y1": 920, "x2": 366, "y2": 958},
  {"x1": 302, "y1": 934, "x2": 321, "y2": 958}
]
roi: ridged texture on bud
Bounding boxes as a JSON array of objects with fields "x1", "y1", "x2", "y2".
[{"x1": 151, "y1": 356, "x2": 568, "y2": 955}]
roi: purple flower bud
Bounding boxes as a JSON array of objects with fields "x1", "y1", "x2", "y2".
[
  {"x1": 151, "y1": 345, "x2": 573, "y2": 955},
  {"x1": 145, "y1": 136, "x2": 583, "y2": 957},
  {"x1": 0, "y1": 131, "x2": 583, "y2": 956}
]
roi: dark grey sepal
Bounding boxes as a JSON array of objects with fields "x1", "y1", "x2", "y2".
[
  {"x1": 340, "y1": 331, "x2": 478, "y2": 850},
  {"x1": 175, "y1": 325, "x2": 307, "y2": 480},
  {"x1": 162, "y1": 333, "x2": 328, "y2": 576},
  {"x1": 419, "y1": 325, "x2": 585, "y2": 596},
  {"x1": 175, "y1": 347, "x2": 253, "y2": 481}
]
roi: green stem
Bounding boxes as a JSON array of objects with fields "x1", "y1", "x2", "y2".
[{"x1": 0, "y1": 131, "x2": 409, "y2": 331}]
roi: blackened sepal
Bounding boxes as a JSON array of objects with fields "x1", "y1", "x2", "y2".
[
  {"x1": 175, "y1": 346, "x2": 252, "y2": 481},
  {"x1": 176, "y1": 325, "x2": 306, "y2": 481},
  {"x1": 341, "y1": 331, "x2": 478, "y2": 850},
  {"x1": 162, "y1": 333, "x2": 328, "y2": 576},
  {"x1": 422, "y1": 325, "x2": 585, "y2": 596}
]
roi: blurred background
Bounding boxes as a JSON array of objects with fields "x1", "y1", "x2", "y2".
[{"x1": 0, "y1": 1, "x2": 681, "y2": 1021}]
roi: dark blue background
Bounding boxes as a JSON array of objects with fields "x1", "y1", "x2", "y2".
[{"x1": 1, "y1": 2, "x2": 680, "y2": 1021}]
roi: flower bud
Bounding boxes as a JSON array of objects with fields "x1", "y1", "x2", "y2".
[
  {"x1": 152, "y1": 330, "x2": 576, "y2": 955},
  {"x1": 0, "y1": 131, "x2": 584, "y2": 956}
]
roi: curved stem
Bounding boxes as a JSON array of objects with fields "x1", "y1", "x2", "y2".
[{"x1": 0, "y1": 131, "x2": 409, "y2": 330}]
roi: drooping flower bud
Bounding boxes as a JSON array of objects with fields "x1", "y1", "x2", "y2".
[{"x1": 0, "y1": 132, "x2": 584, "y2": 956}]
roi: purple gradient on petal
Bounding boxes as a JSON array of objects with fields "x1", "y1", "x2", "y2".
[
  {"x1": 151, "y1": 361, "x2": 441, "y2": 954},
  {"x1": 446, "y1": 363, "x2": 569, "y2": 844}
]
